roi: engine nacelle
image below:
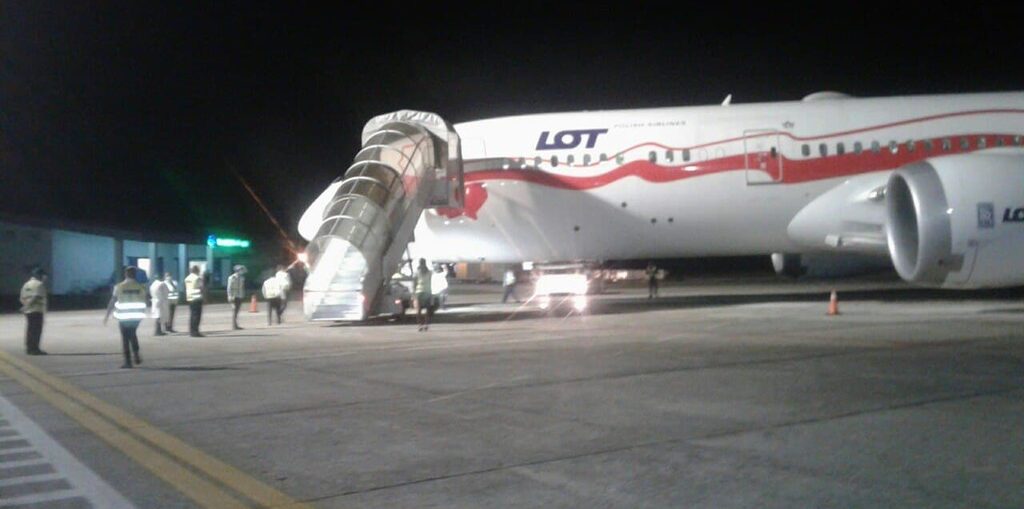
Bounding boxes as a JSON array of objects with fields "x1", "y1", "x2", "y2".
[{"x1": 886, "y1": 154, "x2": 1024, "y2": 288}]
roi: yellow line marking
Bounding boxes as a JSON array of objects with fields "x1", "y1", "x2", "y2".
[
  {"x1": 0, "y1": 351, "x2": 313, "y2": 509},
  {"x1": 0, "y1": 358, "x2": 248, "y2": 508}
]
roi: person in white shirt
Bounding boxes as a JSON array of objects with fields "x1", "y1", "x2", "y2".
[
  {"x1": 262, "y1": 273, "x2": 284, "y2": 326},
  {"x1": 274, "y1": 265, "x2": 292, "y2": 313},
  {"x1": 149, "y1": 276, "x2": 169, "y2": 336},
  {"x1": 502, "y1": 269, "x2": 520, "y2": 303}
]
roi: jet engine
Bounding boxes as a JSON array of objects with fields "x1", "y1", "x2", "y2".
[{"x1": 885, "y1": 154, "x2": 1024, "y2": 288}]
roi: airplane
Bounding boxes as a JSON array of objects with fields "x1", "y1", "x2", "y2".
[{"x1": 299, "y1": 91, "x2": 1024, "y2": 319}]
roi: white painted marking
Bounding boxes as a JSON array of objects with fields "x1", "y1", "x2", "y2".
[
  {"x1": 0, "y1": 472, "x2": 64, "y2": 486},
  {"x1": 0, "y1": 392, "x2": 135, "y2": 508}
]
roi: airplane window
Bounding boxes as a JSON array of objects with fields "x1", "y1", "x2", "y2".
[
  {"x1": 616, "y1": 154, "x2": 625, "y2": 165},
  {"x1": 648, "y1": 151, "x2": 657, "y2": 163},
  {"x1": 501, "y1": 159, "x2": 510, "y2": 170},
  {"x1": 924, "y1": 140, "x2": 934, "y2": 151},
  {"x1": 770, "y1": 147, "x2": 777, "y2": 158},
  {"x1": 836, "y1": 142, "x2": 845, "y2": 155},
  {"x1": 942, "y1": 138, "x2": 952, "y2": 151},
  {"x1": 996, "y1": 137, "x2": 1005, "y2": 147},
  {"x1": 599, "y1": 153, "x2": 608, "y2": 162},
  {"x1": 960, "y1": 138, "x2": 970, "y2": 150},
  {"x1": 682, "y1": 149, "x2": 691, "y2": 161},
  {"x1": 800, "y1": 144, "x2": 809, "y2": 157},
  {"x1": 978, "y1": 137, "x2": 987, "y2": 149},
  {"x1": 906, "y1": 140, "x2": 916, "y2": 152},
  {"x1": 818, "y1": 143, "x2": 828, "y2": 157},
  {"x1": 1014, "y1": 136, "x2": 1022, "y2": 146},
  {"x1": 534, "y1": 156, "x2": 542, "y2": 168},
  {"x1": 665, "y1": 150, "x2": 674, "y2": 162},
  {"x1": 871, "y1": 141, "x2": 881, "y2": 153},
  {"x1": 583, "y1": 154, "x2": 592, "y2": 165},
  {"x1": 551, "y1": 155, "x2": 559, "y2": 167},
  {"x1": 520, "y1": 158, "x2": 528, "y2": 169},
  {"x1": 566, "y1": 154, "x2": 575, "y2": 166},
  {"x1": 853, "y1": 141, "x2": 863, "y2": 154},
  {"x1": 888, "y1": 141, "x2": 898, "y2": 154}
]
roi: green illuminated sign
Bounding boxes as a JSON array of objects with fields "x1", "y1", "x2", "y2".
[{"x1": 207, "y1": 235, "x2": 250, "y2": 249}]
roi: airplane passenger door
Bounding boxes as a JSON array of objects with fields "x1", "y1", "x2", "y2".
[{"x1": 743, "y1": 130, "x2": 784, "y2": 185}]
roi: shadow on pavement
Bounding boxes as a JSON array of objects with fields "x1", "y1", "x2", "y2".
[
  {"x1": 47, "y1": 353, "x2": 121, "y2": 357},
  {"x1": 330, "y1": 285, "x2": 1024, "y2": 327},
  {"x1": 142, "y1": 366, "x2": 245, "y2": 372}
]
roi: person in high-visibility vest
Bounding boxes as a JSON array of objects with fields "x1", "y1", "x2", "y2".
[
  {"x1": 184, "y1": 265, "x2": 205, "y2": 337},
  {"x1": 226, "y1": 265, "x2": 246, "y2": 330},
  {"x1": 20, "y1": 267, "x2": 48, "y2": 355},
  {"x1": 104, "y1": 266, "x2": 148, "y2": 369},
  {"x1": 163, "y1": 272, "x2": 179, "y2": 333}
]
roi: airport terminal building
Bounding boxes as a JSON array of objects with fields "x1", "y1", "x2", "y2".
[{"x1": 0, "y1": 215, "x2": 243, "y2": 301}]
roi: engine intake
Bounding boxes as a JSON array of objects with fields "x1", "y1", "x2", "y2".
[{"x1": 885, "y1": 162, "x2": 954, "y2": 284}]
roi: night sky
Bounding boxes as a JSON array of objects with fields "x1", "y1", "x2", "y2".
[{"x1": 3, "y1": 2, "x2": 1023, "y2": 250}]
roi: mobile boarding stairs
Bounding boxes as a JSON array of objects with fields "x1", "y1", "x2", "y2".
[{"x1": 301, "y1": 111, "x2": 463, "y2": 321}]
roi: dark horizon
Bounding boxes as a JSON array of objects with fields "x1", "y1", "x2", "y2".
[{"x1": 3, "y1": 3, "x2": 1023, "y2": 251}]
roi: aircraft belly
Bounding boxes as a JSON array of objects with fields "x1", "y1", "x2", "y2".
[{"x1": 418, "y1": 172, "x2": 839, "y2": 262}]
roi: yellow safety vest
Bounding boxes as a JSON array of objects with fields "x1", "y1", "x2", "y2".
[
  {"x1": 20, "y1": 278, "x2": 47, "y2": 314},
  {"x1": 184, "y1": 274, "x2": 203, "y2": 302},
  {"x1": 113, "y1": 280, "x2": 147, "y2": 323},
  {"x1": 166, "y1": 280, "x2": 180, "y2": 302}
]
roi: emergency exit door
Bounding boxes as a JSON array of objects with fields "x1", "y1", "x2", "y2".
[{"x1": 743, "y1": 130, "x2": 784, "y2": 184}]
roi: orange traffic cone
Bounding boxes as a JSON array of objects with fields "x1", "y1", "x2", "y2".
[
  {"x1": 249, "y1": 294, "x2": 258, "y2": 313},
  {"x1": 826, "y1": 290, "x2": 840, "y2": 316}
]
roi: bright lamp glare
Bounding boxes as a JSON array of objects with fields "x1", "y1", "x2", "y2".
[{"x1": 573, "y1": 295, "x2": 587, "y2": 311}]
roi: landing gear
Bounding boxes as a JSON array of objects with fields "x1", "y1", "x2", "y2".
[{"x1": 771, "y1": 253, "x2": 806, "y2": 278}]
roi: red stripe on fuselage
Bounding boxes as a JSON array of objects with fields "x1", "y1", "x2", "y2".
[
  {"x1": 433, "y1": 134, "x2": 1020, "y2": 220},
  {"x1": 468, "y1": 133, "x2": 1018, "y2": 187}
]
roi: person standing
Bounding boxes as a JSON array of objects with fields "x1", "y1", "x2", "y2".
[
  {"x1": 414, "y1": 258, "x2": 433, "y2": 332},
  {"x1": 432, "y1": 265, "x2": 449, "y2": 309},
  {"x1": 163, "y1": 273, "x2": 179, "y2": 332},
  {"x1": 184, "y1": 265, "x2": 204, "y2": 337},
  {"x1": 261, "y1": 272, "x2": 283, "y2": 326},
  {"x1": 20, "y1": 268, "x2": 48, "y2": 355},
  {"x1": 226, "y1": 265, "x2": 246, "y2": 330},
  {"x1": 274, "y1": 265, "x2": 292, "y2": 315},
  {"x1": 645, "y1": 261, "x2": 659, "y2": 299},
  {"x1": 104, "y1": 266, "x2": 147, "y2": 369},
  {"x1": 502, "y1": 268, "x2": 519, "y2": 303},
  {"x1": 149, "y1": 275, "x2": 169, "y2": 336}
]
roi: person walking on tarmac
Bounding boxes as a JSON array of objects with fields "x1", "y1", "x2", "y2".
[
  {"x1": 414, "y1": 258, "x2": 433, "y2": 332},
  {"x1": 226, "y1": 265, "x2": 246, "y2": 330},
  {"x1": 502, "y1": 268, "x2": 520, "y2": 303},
  {"x1": 163, "y1": 273, "x2": 179, "y2": 333},
  {"x1": 20, "y1": 267, "x2": 48, "y2": 355},
  {"x1": 104, "y1": 266, "x2": 147, "y2": 369},
  {"x1": 645, "y1": 261, "x2": 659, "y2": 299},
  {"x1": 184, "y1": 265, "x2": 205, "y2": 337},
  {"x1": 261, "y1": 272, "x2": 284, "y2": 326},
  {"x1": 149, "y1": 275, "x2": 169, "y2": 336}
]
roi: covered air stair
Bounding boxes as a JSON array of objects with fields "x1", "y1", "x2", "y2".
[{"x1": 302, "y1": 111, "x2": 463, "y2": 320}]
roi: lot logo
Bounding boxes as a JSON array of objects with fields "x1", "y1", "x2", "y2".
[
  {"x1": 1003, "y1": 206, "x2": 1024, "y2": 223},
  {"x1": 536, "y1": 129, "x2": 608, "y2": 150},
  {"x1": 978, "y1": 202, "x2": 995, "y2": 228}
]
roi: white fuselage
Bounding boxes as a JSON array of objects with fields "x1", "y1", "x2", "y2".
[{"x1": 412, "y1": 91, "x2": 1024, "y2": 263}]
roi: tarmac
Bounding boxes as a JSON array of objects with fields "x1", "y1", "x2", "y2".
[{"x1": 0, "y1": 275, "x2": 1022, "y2": 508}]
